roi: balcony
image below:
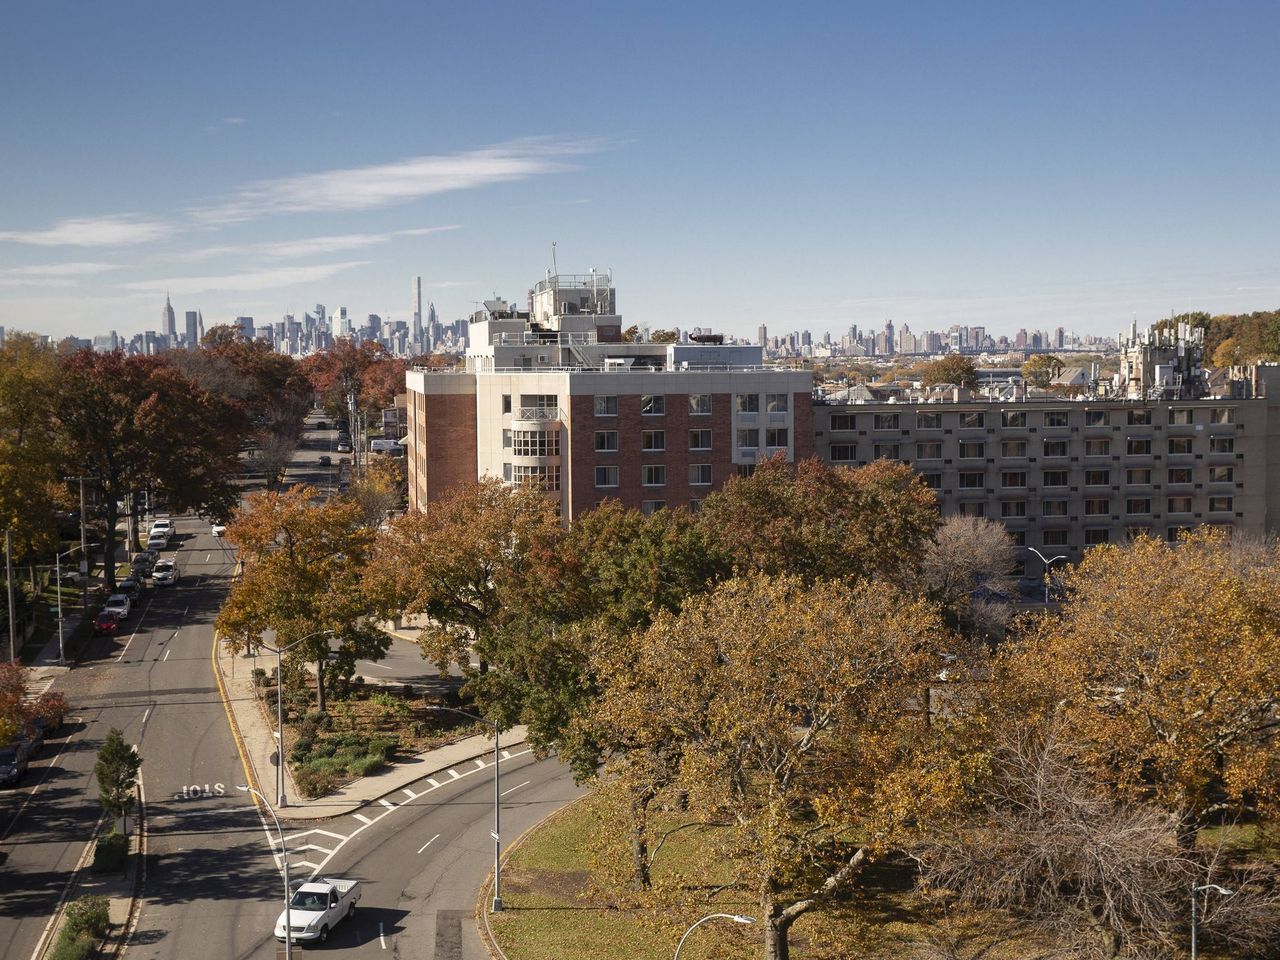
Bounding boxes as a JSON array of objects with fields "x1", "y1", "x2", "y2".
[{"x1": 513, "y1": 406, "x2": 563, "y2": 423}]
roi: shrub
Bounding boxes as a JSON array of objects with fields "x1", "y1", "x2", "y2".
[
  {"x1": 251, "y1": 667, "x2": 267, "y2": 687},
  {"x1": 49, "y1": 932, "x2": 96, "y2": 960},
  {"x1": 64, "y1": 895, "x2": 110, "y2": 938},
  {"x1": 91, "y1": 830, "x2": 127, "y2": 873},
  {"x1": 294, "y1": 766, "x2": 341, "y2": 798},
  {"x1": 349, "y1": 754, "x2": 386, "y2": 778},
  {"x1": 290, "y1": 736, "x2": 315, "y2": 763}
]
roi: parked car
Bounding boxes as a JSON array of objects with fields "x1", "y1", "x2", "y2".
[
  {"x1": 152, "y1": 559, "x2": 178, "y2": 585},
  {"x1": 55, "y1": 570, "x2": 82, "y2": 586},
  {"x1": 275, "y1": 878, "x2": 361, "y2": 944},
  {"x1": 132, "y1": 549, "x2": 160, "y2": 574},
  {"x1": 146, "y1": 530, "x2": 169, "y2": 551},
  {"x1": 94, "y1": 611, "x2": 120, "y2": 635},
  {"x1": 318, "y1": 455, "x2": 331, "y2": 466},
  {"x1": 211, "y1": 523, "x2": 227, "y2": 537},
  {"x1": 336, "y1": 442, "x2": 352, "y2": 453},
  {"x1": 118, "y1": 577, "x2": 142, "y2": 600},
  {"x1": 104, "y1": 594, "x2": 131, "y2": 620},
  {"x1": 0, "y1": 740, "x2": 31, "y2": 788},
  {"x1": 316, "y1": 420, "x2": 329, "y2": 429},
  {"x1": 149, "y1": 518, "x2": 174, "y2": 535}
]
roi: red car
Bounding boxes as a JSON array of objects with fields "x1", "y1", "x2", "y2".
[{"x1": 93, "y1": 611, "x2": 120, "y2": 636}]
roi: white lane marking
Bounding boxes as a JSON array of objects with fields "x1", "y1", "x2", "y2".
[
  {"x1": 379, "y1": 922, "x2": 386, "y2": 949},
  {"x1": 416, "y1": 833, "x2": 440, "y2": 854},
  {"x1": 293, "y1": 843, "x2": 334, "y2": 855},
  {"x1": 303, "y1": 748, "x2": 533, "y2": 880},
  {"x1": 500, "y1": 780, "x2": 531, "y2": 798},
  {"x1": 473, "y1": 758, "x2": 487, "y2": 769},
  {"x1": 114, "y1": 599, "x2": 154, "y2": 662},
  {"x1": 447, "y1": 769, "x2": 461, "y2": 780},
  {"x1": 379, "y1": 799, "x2": 395, "y2": 810},
  {"x1": 206, "y1": 553, "x2": 211, "y2": 562},
  {"x1": 183, "y1": 605, "x2": 189, "y2": 616},
  {"x1": 402, "y1": 788, "x2": 418, "y2": 800},
  {"x1": 365, "y1": 662, "x2": 393, "y2": 671},
  {"x1": 142, "y1": 707, "x2": 152, "y2": 725},
  {"x1": 426, "y1": 777, "x2": 440, "y2": 788},
  {"x1": 501, "y1": 750, "x2": 511, "y2": 760},
  {"x1": 293, "y1": 859, "x2": 319, "y2": 870},
  {"x1": 162, "y1": 648, "x2": 171, "y2": 661}
]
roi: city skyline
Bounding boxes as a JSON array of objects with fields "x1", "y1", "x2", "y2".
[{"x1": 3, "y1": 3, "x2": 1280, "y2": 340}]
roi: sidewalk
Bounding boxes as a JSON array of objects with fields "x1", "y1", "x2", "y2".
[{"x1": 214, "y1": 638, "x2": 526, "y2": 822}]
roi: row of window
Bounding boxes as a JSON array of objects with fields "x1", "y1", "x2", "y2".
[
  {"x1": 592, "y1": 394, "x2": 791, "y2": 417},
  {"x1": 591, "y1": 427, "x2": 789, "y2": 453},
  {"x1": 501, "y1": 463, "x2": 562, "y2": 490},
  {"x1": 594, "y1": 464, "x2": 714, "y2": 488},
  {"x1": 944, "y1": 465, "x2": 1236, "y2": 489},
  {"x1": 973, "y1": 495, "x2": 1236, "y2": 517},
  {"x1": 832, "y1": 436, "x2": 1236, "y2": 462},
  {"x1": 831, "y1": 406, "x2": 1239, "y2": 431}
]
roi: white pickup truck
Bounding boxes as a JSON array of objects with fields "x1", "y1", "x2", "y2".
[{"x1": 275, "y1": 878, "x2": 361, "y2": 944}]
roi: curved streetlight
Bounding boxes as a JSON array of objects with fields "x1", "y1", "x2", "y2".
[
  {"x1": 1190, "y1": 881, "x2": 1234, "y2": 960},
  {"x1": 673, "y1": 913, "x2": 756, "y2": 959},
  {"x1": 425, "y1": 704, "x2": 503, "y2": 912},
  {"x1": 258, "y1": 628, "x2": 336, "y2": 806},
  {"x1": 53, "y1": 542, "x2": 99, "y2": 666},
  {"x1": 237, "y1": 784, "x2": 294, "y2": 960},
  {"x1": 1025, "y1": 546, "x2": 1067, "y2": 604}
]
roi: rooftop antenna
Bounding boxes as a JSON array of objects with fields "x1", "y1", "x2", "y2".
[{"x1": 550, "y1": 241, "x2": 558, "y2": 277}]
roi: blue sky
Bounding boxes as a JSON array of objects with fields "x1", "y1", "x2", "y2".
[{"x1": 2, "y1": 1, "x2": 1279, "y2": 341}]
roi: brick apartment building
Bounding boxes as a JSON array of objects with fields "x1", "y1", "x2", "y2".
[{"x1": 404, "y1": 273, "x2": 812, "y2": 519}]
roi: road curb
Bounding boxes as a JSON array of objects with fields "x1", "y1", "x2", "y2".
[
  {"x1": 476, "y1": 791, "x2": 591, "y2": 960},
  {"x1": 28, "y1": 814, "x2": 102, "y2": 960},
  {"x1": 108, "y1": 778, "x2": 147, "y2": 959},
  {"x1": 211, "y1": 631, "x2": 264, "y2": 802}
]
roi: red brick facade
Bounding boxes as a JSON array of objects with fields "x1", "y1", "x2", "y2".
[{"x1": 409, "y1": 391, "x2": 477, "y2": 511}]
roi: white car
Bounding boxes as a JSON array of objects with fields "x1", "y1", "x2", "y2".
[
  {"x1": 104, "y1": 594, "x2": 131, "y2": 620},
  {"x1": 211, "y1": 523, "x2": 227, "y2": 537},
  {"x1": 146, "y1": 531, "x2": 169, "y2": 551},
  {"x1": 152, "y1": 559, "x2": 178, "y2": 585},
  {"x1": 149, "y1": 518, "x2": 174, "y2": 535}
]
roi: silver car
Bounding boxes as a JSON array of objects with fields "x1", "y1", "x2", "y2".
[
  {"x1": 152, "y1": 559, "x2": 179, "y2": 585},
  {"x1": 104, "y1": 593, "x2": 131, "y2": 620}
]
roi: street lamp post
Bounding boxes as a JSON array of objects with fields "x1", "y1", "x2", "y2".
[
  {"x1": 237, "y1": 784, "x2": 293, "y2": 960},
  {"x1": 426, "y1": 704, "x2": 503, "y2": 912},
  {"x1": 673, "y1": 913, "x2": 756, "y2": 959},
  {"x1": 258, "y1": 629, "x2": 336, "y2": 807},
  {"x1": 1190, "y1": 881, "x2": 1233, "y2": 960},
  {"x1": 1025, "y1": 546, "x2": 1067, "y2": 604},
  {"x1": 53, "y1": 542, "x2": 98, "y2": 666}
]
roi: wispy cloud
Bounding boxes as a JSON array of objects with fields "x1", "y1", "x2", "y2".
[
  {"x1": 172, "y1": 224, "x2": 461, "y2": 262},
  {"x1": 430, "y1": 280, "x2": 482, "y2": 288},
  {"x1": 190, "y1": 137, "x2": 607, "y2": 224},
  {"x1": 222, "y1": 116, "x2": 245, "y2": 126},
  {"x1": 120, "y1": 261, "x2": 368, "y2": 296},
  {"x1": 1, "y1": 261, "x2": 121, "y2": 277},
  {"x1": 0, "y1": 215, "x2": 174, "y2": 247}
]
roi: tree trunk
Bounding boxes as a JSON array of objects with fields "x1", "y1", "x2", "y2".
[
  {"x1": 316, "y1": 657, "x2": 326, "y2": 713},
  {"x1": 761, "y1": 885, "x2": 803, "y2": 960},
  {"x1": 1176, "y1": 819, "x2": 1199, "y2": 854},
  {"x1": 103, "y1": 501, "x2": 119, "y2": 590},
  {"x1": 630, "y1": 788, "x2": 654, "y2": 891}
]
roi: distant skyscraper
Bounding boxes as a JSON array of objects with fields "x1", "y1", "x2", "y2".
[
  {"x1": 426, "y1": 302, "x2": 438, "y2": 349},
  {"x1": 197, "y1": 311, "x2": 205, "y2": 343},
  {"x1": 412, "y1": 276, "x2": 423, "y2": 346},
  {"x1": 0, "y1": 326, "x2": 5, "y2": 349},
  {"x1": 236, "y1": 316, "x2": 255, "y2": 339},
  {"x1": 184, "y1": 311, "x2": 199, "y2": 348},
  {"x1": 162, "y1": 294, "x2": 177, "y2": 341},
  {"x1": 758, "y1": 324, "x2": 767, "y2": 347}
]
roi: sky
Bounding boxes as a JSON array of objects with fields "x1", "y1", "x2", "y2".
[{"x1": 2, "y1": 0, "x2": 1279, "y2": 342}]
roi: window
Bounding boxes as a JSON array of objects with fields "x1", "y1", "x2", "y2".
[
  {"x1": 512, "y1": 430, "x2": 560, "y2": 457},
  {"x1": 502, "y1": 394, "x2": 512, "y2": 414},
  {"x1": 916, "y1": 412, "x2": 942, "y2": 429},
  {"x1": 959, "y1": 441, "x2": 985, "y2": 459},
  {"x1": 766, "y1": 393, "x2": 789, "y2": 413},
  {"x1": 1043, "y1": 500, "x2": 1069, "y2": 516},
  {"x1": 958, "y1": 502, "x2": 986, "y2": 517},
  {"x1": 830, "y1": 414, "x2": 856, "y2": 431},
  {"x1": 1001, "y1": 440, "x2": 1027, "y2": 458},
  {"x1": 1085, "y1": 439, "x2": 1110, "y2": 456},
  {"x1": 1001, "y1": 471, "x2": 1027, "y2": 488},
  {"x1": 959, "y1": 412, "x2": 984, "y2": 428},
  {"x1": 1011, "y1": 533, "x2": 1027, "y2": 549},
  {"x1": 689, "y1": 429, "x2": 712, "y2": 451},
  {"x1": 594, "y1": 465, "x2": 619, "y2": 488},
  {"x1": 1208, "y1": 495, "x2": 1233, "y2": 512},
  {"x1": 689, "y1": 394, "x2": 712, "y2": 416},
  {"x1": 594, "y1": 395, "x2": 617, "y2": 416},
  {"x1": 737, "y1": 428, "x2": 759, "y2": 450},
  {"x1": 1127, "y1": 438, "x2": 1152, "y2": 456},
  {"x1": 1169, "y1": 409, "x2": 1193, "y2": 425},
  {"x1": 595, "y1": 431, "x2": 618, "y2": 453},
  {"x1": 1043, "y1": 470, "x2": 1069, "y2": 488},
  {"x1": 1168, "y1": 467, "x2": 1193, "y2": 484},
  {"x1": 766, "y1": 428, "x2": 790, "y2": 448},
  {"x1": 1085, "y1": 410, "x2": 1108, "y2": 426},
  {"x1": 873, "y1": 413, "x2": 900, "y2": 430},
  {"x1": 959, "y1": 472, "x2": 985, "y2": 489},
  {"x1": 1084, "y1": 528, "x2": 1110, "y2": 545},
  {"x1": 689, "y1": 464, "x2": 712, "y2": 486},
  {"x1": 1126, "y1": 498, "x2": 1151, "y2": 515},
  {"x1": 1209, "y1": 437, "x2": 1235, "y2": 454},
  {"x1": 1001, "y1": 500, "x2": 1027, "y2": 517},
  {"x1": 1209, "y1": 466, "x2": 1234, "y2": 483},
  {"x1": 736, "y1": 464, "x2": 756, "y2": 479},
  {"x1": 1044, "y1": 411, "x2": 1069, "y2": 428},
  {"x1": 502, "y1": 462, "x2": 512, "y2": 481},
  {"x1": 916, "y1": 441, "x2": 943, "y2": 459},
  {"x1": 1210, "y1": 407, "x2": 1236, "y2": 424},
  {"x1": 736, "y1": 394, "x2": 759, "y2": 413},
  {"x1": 920, "y1": 472, "x2": 942, "y2": 489},
  {"x1": 1126, "y1": 468, "x2": 1152, "y2": 485},
  {"x1": 641, "y1": 430, "x2": 666, "y2": 452},
  {"x1": 1002, "y1": 411, "x2": 1027, "y2": 427},
  {"x1": 1168, "y1": 437, "x2": 1194, "y2": 455},
  {"x1": 1168, "y1": 526, "x2": 1192, "y2": 543},
  {"x1": 1043, "y1": 529, "x2": 1069, "y2": 546},
  {"x1": 640, "y1": 500, "x2": 666, "y2": 516},
  {"x1": 1085, "y1": 469, "x2": 1110, "y2": 486},
  {"x1": 511, "y1": 464, "x2": 560, "y2": 490},
  {"x1": 1128, "y1": 409, "x2": 1152, "y2": 425},
  {"x1": 1043, "y1": 439, "x2": 1069, "y2": 457},
  {"x1": 1084, "y1": 498, "x2": 1109, "y2": 516},
  {"x1": 873, "y1": 443, "x2": 900, "y2": 460},
  {"x1": 1167, "y1": 496, "x2": 1192, "y2": 513},
  {"x1": 502, "y1": 428, "x2": 512, "y2": 449},
  {"x1": 642, "y1": 464, "x2": 666, "y2": 487},
  {"x1": 520, "y1": 394, "x2": 558, "y2": 413},
  {"x1": 641, "y1": 394, "x2": 665, "y2": 416},
  {"x1": 1126, "y1": 526, "x2": 1150, "y2": 541},
  {"x1": 830, "y1": 444, "x2": 856, "y2": 462}
]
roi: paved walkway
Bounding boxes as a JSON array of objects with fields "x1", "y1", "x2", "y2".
[{"x1": 214, "y1": 638, "x2": 526, "y2": 822}]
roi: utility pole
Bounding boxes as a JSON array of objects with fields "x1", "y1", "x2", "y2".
[
  {"x1": 66, "y1": 475, "x2": 93, "y2": 612},
  {"x1": 5, "y1": 529, "x2": 15, "y2": 662}
]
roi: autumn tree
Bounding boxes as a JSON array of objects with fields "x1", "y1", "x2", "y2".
[
  {"x1": 300, "y1": 339, "x2": 405, "y2": 421},
  {"x1": 994, "y1": 529, "x2": 1280, "y2": 833},
  {"x1": 348, "y1": 456, "x2": 404, "y2": 529},
  {"x1": 1021, "y1": 354, "x2": 1064, "y2": 387},
  {"x1": 216, "y1": 485, "x2": 391, "y2": 711},
  {"x1": 95, "y1": 727, "x2": 141, "y2": 822},
  {"x1": 0, "y1": 333, "x2": 64, "y2": 562},
  {"x1": 920, "y1": 355, "x2": 979, "y2": 389},
  {"x1": 593, "y1": 574, "x2": 962, "y2": 959},
  {"x1": 696, "y1": 455, "x2": 939, "y2": 586},
  {"x1": 1211, "y1": 336, "x2": 1241, "y2": 368},
  {"x1": 918, "y1": 516, "x2": 1017, "y2": 639}
]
